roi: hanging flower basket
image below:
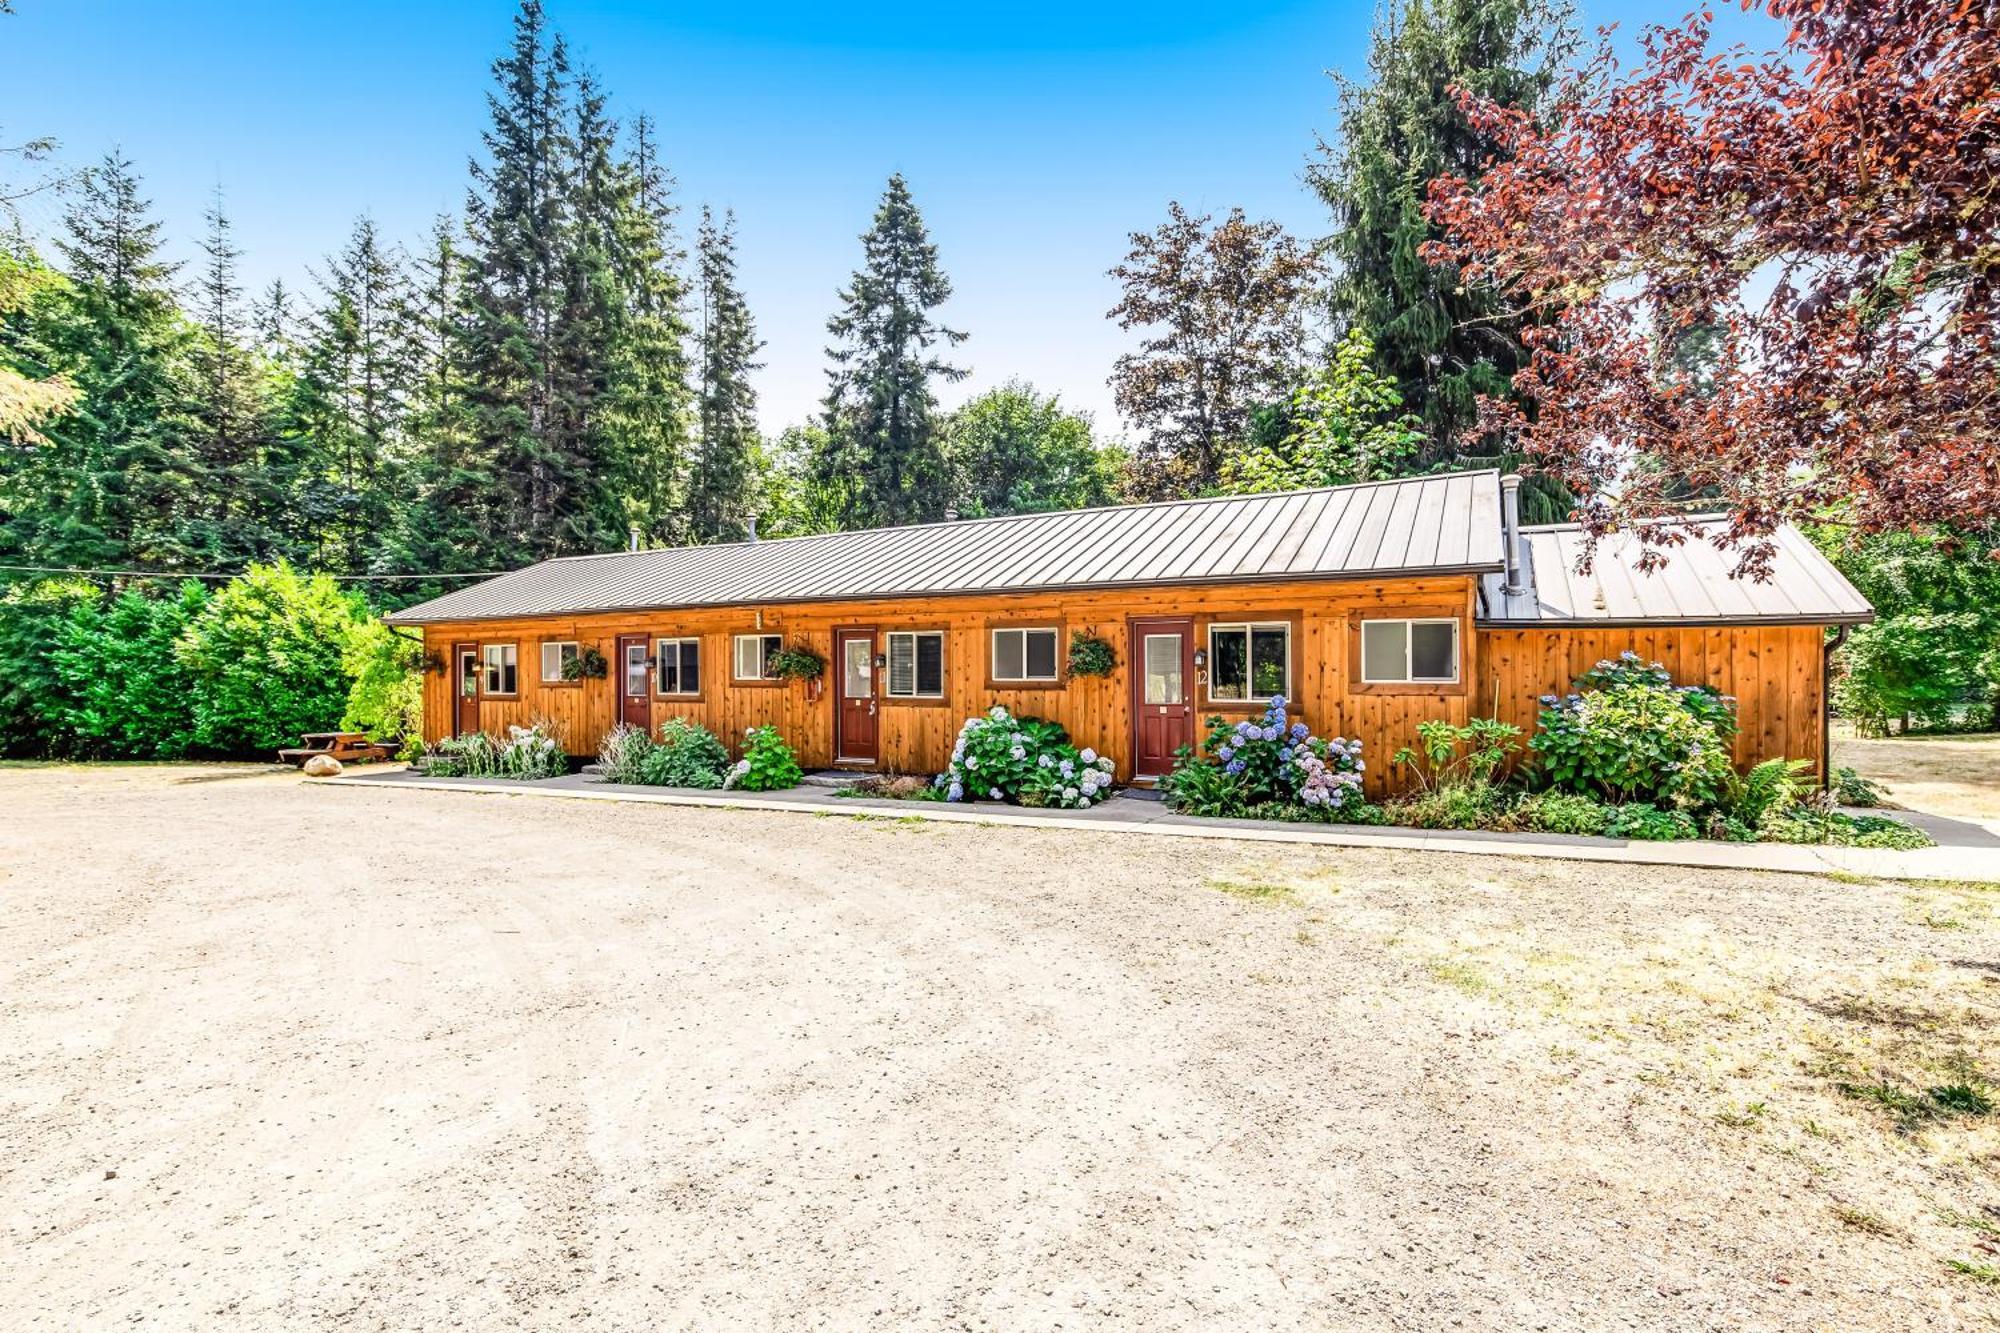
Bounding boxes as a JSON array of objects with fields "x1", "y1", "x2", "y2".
[
  {"x1": 769, "y1": 644, "x2": 826, "y2": 683},
  {"x1": 1067, "y1": 629, "x2": 1117, "y2": 678},
  {"x1": 563, "y1": 645, "x2": 609, "y2": 680}
]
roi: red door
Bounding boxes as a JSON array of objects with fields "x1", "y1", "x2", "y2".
[
  {"x1": 617, "y1": 634, "x2": 651, "y2": 734},
  {"x1": 1130, "y1": 619, "x2": 1195, "y2": 779},
  {"x1": 453, "y1": 641, "x2": 480, "y2": 737},
  {"x1": 835, "y1": 628, "x2": 878, "y2": 763}
]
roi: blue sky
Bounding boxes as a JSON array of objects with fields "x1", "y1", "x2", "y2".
[{"x1": 1, "y1": 1, "x2": 1774, "y2": 435}]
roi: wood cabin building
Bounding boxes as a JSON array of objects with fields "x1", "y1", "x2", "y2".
[{"x1": 385, "y1": 471, "x2": 1873, "y2": 796}]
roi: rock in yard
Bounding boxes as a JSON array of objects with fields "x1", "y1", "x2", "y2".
[{"x1": 302, "y1": 754, "x2": 344, "y2": 778}]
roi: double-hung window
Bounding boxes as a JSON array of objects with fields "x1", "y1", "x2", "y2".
[
  {"x1": 481, "y1": 643, "x2": 518, "y2": 696},
  {"x1": 539, "y1": 640, "x2": 580, "y2": 683},
  {"x1": 1359, "y1": 618, "x2": 1459, "y2": 684},
  {"x1": 885, "y1": 630, "x2": 945, "y2": 699},
  {"x1": 733, "y1": 633, "x2": 781, "y2": 681},
  {"x1": 990, "y1": 627, "x2": 1059, "y2": 684},
  {"x1": 656, "y1": 637, "x2": 700, "y2": 695},
  {"x1": 1207, "y1": 622, "x2": 1290, "y2": 702}
]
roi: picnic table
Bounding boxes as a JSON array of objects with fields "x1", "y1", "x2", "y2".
[{"x1": 278, "y1": 732, "x2": 397, "y2": 767}]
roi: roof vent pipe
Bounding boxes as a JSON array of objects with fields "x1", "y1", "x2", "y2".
[
  {"x1": 1500, "y1": 473, "x2": 1527, "y2": 596},
  {"x1": 628, "y1": 524, "x2": 641, "y2": 553},
  {"x1": 746, "y1": 514, "x2": 759, "y2": 544}
]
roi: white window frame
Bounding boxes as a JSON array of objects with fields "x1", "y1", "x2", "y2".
[
  {"x1": 732, "y1": 633, "x2": 781, "y2": 682},
  {"x1": 656, "y1": 637, "x2": 701, "y2": 696},
  {"x1": 481, "y1": 642, "x2": 518, "y2": 696},
  {"x1": 1205, "y1": 621, "x2": 1291, "y2": 703},
  {"x1": 885, "y1": 630, "x2": 946, "y2": 699},
  {"x1": 989, "y1": 626, "x2": 1060, "y2": 684},
  {"x1": 540, "y1": 639, "x2": 581, "y2": 683},
  {"x1": 1359, "y1": 617, "x2": 1461, "y2": 684}
]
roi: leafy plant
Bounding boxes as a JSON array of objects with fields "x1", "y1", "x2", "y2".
[
  {"x1": 637, "y1": 718, "x2": 729, "y2": 788},
  {"x1": 1530, "y1": 651, "x2": 1737, "y2": 808},
  {"x1": 1066, "y1": 629, "x2": 1117, "y2": 678},
  {"x1": 1603, "y1": 803, "x2": 1698, "y2": 842},
  {"x1": 726, "y1": 724, "x2": 801, "y2": 791},
  {"x1": 767, "y1": 644, "x2": 825, "y2": 682},
  {"x1": 340, "y1": 619, "x2": 423, "y2": 744},
  {"x1": 1760, "y1": 800, "x2": 1933, "y2": 850},
  {"x1": 1512, "y1": 791, "x2": 1613, "y2": 837},
  {"x1": 1388, "y1": 782, "x2": 1517, "y2": 831},
  {"x1": 1392, "y1": 717, "x2": 1521, "y2": 793},
  {"x1": 1724, "y1": 757, "x2": 1813, "y2": 827},
  {"x1": 1160, "y1": 745, "x2": 1247, "y2": 816},
  {"x1": 561, "y1": 645, "x2": 607, "y2": 680},
  {"x1": 1163, "y1": 697, "x2": 1370, "y2": 819},
  {"x1": 1832, "y1": 766, "x2": 1888, "y2": 808},
  {"x1": 938, "y1": 704, "x2": 1114, "y2": 807},
  {"x1": 1833, "y1": 614, "x2": 1980, "y2": 736},
  {"x1": 421, "y1": 722, "x2": 566, "y2": 781},
  {"x1": 49, "y1": 581, "x2": 207, "y2": 759}
]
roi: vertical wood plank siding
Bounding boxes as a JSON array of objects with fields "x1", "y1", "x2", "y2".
[{"x1": 420, "y1": 578, "x2": 1828, "y2": 794}]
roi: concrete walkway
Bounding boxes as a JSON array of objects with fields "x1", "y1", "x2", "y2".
[{"x1": 329, "y1": 766, "x2": 2000, "y2": 882}]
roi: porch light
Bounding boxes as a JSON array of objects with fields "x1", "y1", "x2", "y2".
[{"x1": 1192, "y1": 648, "x2": 1207, "y2": 668}]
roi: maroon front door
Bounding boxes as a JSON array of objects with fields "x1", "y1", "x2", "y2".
[
  {"x1": 1130, "y1": 618, "x2": 1195, "y2": 779},
  {"x1": 835, "y1": 628, "x2": 879, "y2": 763},
  {"x1": 453, "y1": 641, "x2": 480, "y2": 736},
  {"x1": 617, "y1": 634, "x2": 651, "y2": 734}
]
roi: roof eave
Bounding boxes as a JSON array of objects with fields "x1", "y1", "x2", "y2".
[{"x1": 1475, "y1": 611, "x2": 1876, "y2": 630}]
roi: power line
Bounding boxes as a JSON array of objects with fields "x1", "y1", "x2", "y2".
[{"x1": 0, "y1": 563, "x2": 503, "y2": 582}]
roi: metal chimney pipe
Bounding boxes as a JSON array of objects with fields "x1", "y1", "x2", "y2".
[
  {"x1": 1500, "y1": 474, "x2": 1526, "y2": 596},
  {"x1": 746, "y1": 514, "x2": 759, "y2": 544},
  {"x1": 628, "y1": 525, "x2": 640, "y2": 553}
]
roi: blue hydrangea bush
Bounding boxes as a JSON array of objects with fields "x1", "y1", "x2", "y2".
[
  {"x1": 1530, "y1": 650, "x2": 1738, "y2": 808},
  {"x1": 937, "y1": 704, "x2": 1115, "y2": 808},
  {"x1": 1164, "y1": 697, "x2": 1369, "y2": 818}
]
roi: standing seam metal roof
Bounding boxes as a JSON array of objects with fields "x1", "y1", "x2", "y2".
[{"x1": 386, "y1": 471, "x2": 1507, "y2": 624}]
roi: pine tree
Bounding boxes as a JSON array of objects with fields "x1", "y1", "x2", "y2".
[
  {"x1": 1309, "y1": 0, "x2": 1573, "y2": 516},
  {"x1": 819, "y1": 173, "x2": 965, "y2": 529},
  {"x1": 688, "y1": 206, "x2": 761, "y2": 543},
  {"x1": 9, "y1": 151, "x2": 189, "y2": 567}
]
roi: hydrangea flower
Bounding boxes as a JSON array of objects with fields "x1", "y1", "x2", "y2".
[{"x1": 1079, "y1": 747, "x2": 1096, "y2": 764}]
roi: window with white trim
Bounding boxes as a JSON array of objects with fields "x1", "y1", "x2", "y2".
[
  {"x1": 540, "y1": 640, "x2": 580, "y2": 682},
  {"x1": 481, "y1": 643, "x2": 518, "y2": 695},
  {"x1": 990, "y1": 626, "x2": 1059, "y2": 683},
  {"x1": 1359, "y1": 618, "x2": 1459, "y2": 684},
  {"x1": 1207, "y1": 622, "x2": 1290, "y2": 702},
  {"x1": 732, "y1": 633, "x2": 781, "y2": 681},
  {"x1": 656, "y1": 637, "x2": 700, "y2": 695},
  {"x1": 886, "y1": 630, "x2": 945, "y2": 698}
]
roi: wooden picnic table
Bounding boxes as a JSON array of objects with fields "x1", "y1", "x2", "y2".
[{"x1": 278, "y1": 731, "x2": 398, "y2": 766}]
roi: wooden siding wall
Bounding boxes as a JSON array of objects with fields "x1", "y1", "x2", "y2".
[
  {"x1": 418, "y1": 587, "x2": 1829, "y2": 792},
  {"x1": 418, "y1": 576, "x2": 1479, "y2": 795},
  {"x1": 1477, "y1": 624, "x2": 1828, "y2": 775}
]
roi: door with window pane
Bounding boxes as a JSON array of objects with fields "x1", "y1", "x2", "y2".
[
  {"x1": 835, "y1": 628, "x2": 878, "y2": 763},
  {"x1": 454, "y1": 642, "x2": 480, "y2": 736},
  {"x1": 617, "y1": 634, "x2": 650, "y2": 734},
  {"x1": 1128, "y1": 618, "x2": 1194, "y2": 778}
]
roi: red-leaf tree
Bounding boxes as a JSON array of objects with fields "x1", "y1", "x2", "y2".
[{"x1": 1425, "y1": 1, "x2": 1998, "y2": 574}]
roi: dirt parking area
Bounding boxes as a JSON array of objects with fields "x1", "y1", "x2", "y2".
[
  {"x1": 1837, "y1": 730, "x2": 2000, "y2": 830},
  {"x1": 2, "y1": 765, "x2": 1997, "y2": 1330}
]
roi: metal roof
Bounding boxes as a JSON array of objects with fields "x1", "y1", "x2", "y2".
[
  {"x1": 387, "y1": 470, "x2": 1506, "y2": 624},
  {"x1": 1478, "y1": 518, "x2": 1873, "y2": 626}
]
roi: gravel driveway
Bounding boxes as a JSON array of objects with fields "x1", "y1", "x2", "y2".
[{"x1": 2, "y1": 766, "x2": 1994, "y2": 1330}]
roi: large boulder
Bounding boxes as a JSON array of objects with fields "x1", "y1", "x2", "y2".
[{"x1": 302, "y1": 754, "x2": 344, "y2": 778}]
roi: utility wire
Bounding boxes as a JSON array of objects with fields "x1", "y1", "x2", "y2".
[{"x1": 0, "y1": 563, "x2": 504, "y2": 582}]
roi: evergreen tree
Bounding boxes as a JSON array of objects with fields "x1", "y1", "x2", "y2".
[
  {"x1": 818, "y1": 173, "x2": 965, "y2": 529},
  {"x1": 688, "y1": 206, "x2": 761, "y2": 543},
  {"x1": 8, "y1": 151, "x2": 189, "y2": 567},
  {"x1": 1310, "y1": 0, "x2": 1573, "y2": 516}
]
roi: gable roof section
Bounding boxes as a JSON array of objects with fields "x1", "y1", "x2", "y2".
[
  {"x1": 1479, "y1": 518, "x2": 1872, "y2": 626},
  {"x1": 387, "y1": 470, "x2": 1506, "y2": 624}
]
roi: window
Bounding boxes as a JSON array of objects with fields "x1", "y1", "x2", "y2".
[
  {"x1": 991, "y1": 627, "x2": 1059, "y2": 683},
  {"x1": 481, "y1": 643, "x2": 518, "y2": 696},
  {"x1": 886, "y1": 630, "x2": 945, "y2": 698},
  {"x1": 656, "y1": 637, "x2": 700, "y2": 695},
  {"x1": 1207, "y1": 623, "x2": 1290, "y2": 702},
  {"x1": 540, "y1": 640, "x2": 580, "y2": 683},
  {"x1": 733, "y1": 633, "x2": 781, "y2": 681},
  {"x1": 1360, "y1": 618, "x2": 1459, "y2": 684}
]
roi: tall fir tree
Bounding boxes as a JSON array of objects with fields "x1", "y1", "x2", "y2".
[
  {"x1": 818, "y1": 173, "x2": 965, "y2": 529},
  {"x1": 8, "y1": 151, "x2": 189, "y2": 567},
  {"x1": 1309, "y1": 0, "x2": 1573, "y2": 517},
  {"x1": 688, "y1": 206, "x2": 761, "y2": 543}
]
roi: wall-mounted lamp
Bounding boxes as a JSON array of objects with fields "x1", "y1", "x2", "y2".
[
  {"x1": 873, "y1": 653, "x2": 887, "y2": 669},
  {"x1": 1192, "y1": 648, "x2": 1208, "y2": 669}
]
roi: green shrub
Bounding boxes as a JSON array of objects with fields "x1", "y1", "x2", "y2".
[
  {"x1": 1391, "y1": 717, "x2": 1521, "y2": 793},
  {"x1": 1513, "y1": 791, "x2": 1614, "y2": 836},
  {"x1": 1162, "y1": 697, "x2": 1370, "y2": 819},
  {"x1": 939, "y1": 704, "x2": 1115, "y2": 807},
  {"x1": 421, "y1": 722, "x2": 566, "y2": 780},
  {"x1": 1760, "y1": 803, "x2": 1933, "y2": 849},
  {"x1": 340, "y1": 618, "x2": 423, "y2": 744},
  {"x1": 637, "y1": 719, "x2": 729, "y2": 788},
  {"x1": 1833, "y1": 613, "x2": 1980, "y2": 735},
  {"x1": 0, "y1": 578, "x2": 97, "y2": 757},
  {"x1": 727, "y1": 724, "x2": 802, "y2": 791},
  {"x1": 1386, "y1": 781, "x2": 1517, "y2": 831},
  {"x1": 596, "y1": 722, "x2": 652, "y2": 784},
  {"x1": 1832, "y1": 766, "x2": 1888, "y2": 807},
  {"x1": 1530, "y1": 652, "x2": 1736, "y2": 807},
  {"x1": 1724, "y1": 757, "x2": 1813, "y2": 827},
  {"x1": 1160, "y1": 746, "x2": 1248, "y2": 816},
  {"x1": 49, "y1": 581, "x2": 207, "y2": 758},
  {"x1": 1604, "y1": 804, "x2": 1698, "y2": 841},
  {"x1": 175, "y1": 562, "x2": 370, "y2": 755}
]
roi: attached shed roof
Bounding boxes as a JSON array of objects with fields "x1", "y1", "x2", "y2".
[
  {"x1": 387, "y1": 470, "x2": 1506, "y2": 624},
  {"x1": 1478, "y1": 518, "x2": 1873, "y2": 627}
]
